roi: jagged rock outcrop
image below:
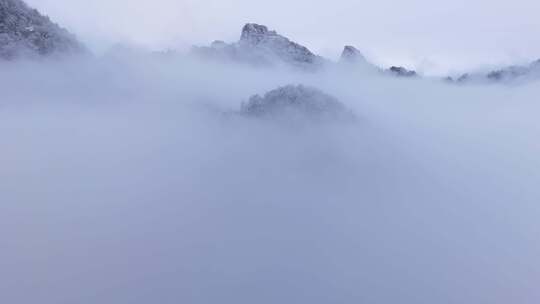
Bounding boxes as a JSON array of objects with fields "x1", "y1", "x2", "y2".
[
  {"x1": 340, "y1": 45, "x2": 365, "y2": 63},
  {"x1": 0, "y1": 0, "x2": 83, "y2": 59},
  {"x1": 240, "y1": 84, "x2": 356, "y2": 123},
  {"x1": 388, "y1": 66, "x2": 417, "y2": 77},
  {"x1": 193, "y1": 23, "x2": 326, "y2": 70}
]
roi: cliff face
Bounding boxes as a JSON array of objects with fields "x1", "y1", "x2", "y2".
[{"x1": 0, "y1": 0, "x2": 84, "y2": 59}]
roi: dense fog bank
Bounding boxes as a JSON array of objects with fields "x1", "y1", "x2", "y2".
[{"x1": 1, "y1": 55, "x2": 540, "y2": 304}]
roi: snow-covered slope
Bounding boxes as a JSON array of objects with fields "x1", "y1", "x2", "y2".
[{"x1": 0, "y1": 0, "x2": 84, "y2": 59}]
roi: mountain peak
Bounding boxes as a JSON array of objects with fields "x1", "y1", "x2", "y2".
[
  {"x1": 192, "y1": 23, "x2": 325, "y2": 70},
  {"x1": 340, "y1": 45, "x2": 365, "y2": 63}
]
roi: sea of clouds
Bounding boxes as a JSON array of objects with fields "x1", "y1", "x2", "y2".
[{"x1": 1, "y1": 52, "x2": 540, "y2": 303}]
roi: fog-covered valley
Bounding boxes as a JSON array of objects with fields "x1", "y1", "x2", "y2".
[
  {"x1": 2, "y1": 53, "x2": 540, "y2": 303},
  {"x1": 2, "y1": 0, "x2": 540, "y2": 303}
]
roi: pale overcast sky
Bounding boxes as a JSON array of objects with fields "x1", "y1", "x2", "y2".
[{"x1": 26, "y1": 0, "x2": 540, "y2": 74}]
